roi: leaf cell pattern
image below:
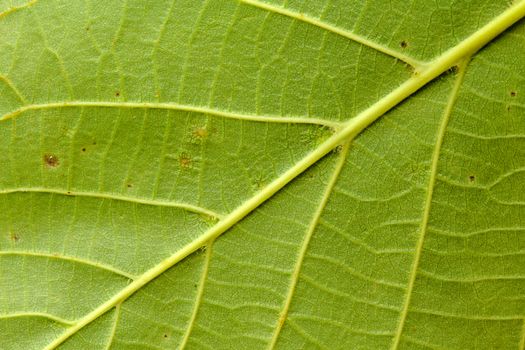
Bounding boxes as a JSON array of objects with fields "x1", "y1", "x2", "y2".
[{"x1": 0, "y1": 0, "x2": 524, "y2": 349}]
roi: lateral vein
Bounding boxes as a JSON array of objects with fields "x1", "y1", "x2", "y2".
[
  {"x1": 0, "y1": 251, "x2": 136, "y2": 280},
  {"x1": 390, "y1": 58, "x2": 471, "y2": 350},
  {"x1": 267, "y1": 142, "x2": 350, "y2": 350},
  {"x1": 0, "y1": 101, "x2": 340, "y2": 128},
  {"x1": 0, "y1": 312, "x2": 75, "y2": 326},
  {"x1": 104, "y1": 304, "x2": 121, "y2": 350},
  {"x1": 179, "y1": 240, "x2": 214, "y2": 349},
  {"x1": 0, "y1": 188, "x2": 222, "y2": 219},
  {"x1": 239, "y1": 0, "x2": 425, "y2": 68},
  {"x1": 0, "y1": 0, "x2": 38, "y2": 20}
]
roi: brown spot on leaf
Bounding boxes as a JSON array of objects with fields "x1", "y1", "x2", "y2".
[
  {"x1": 469, "y1": 175, "x2": 475, "y2": 182},
  {"x1": 510, "y1": 91, "x2": 517, "y2": 97},
  {"x1": 9, "y1": 232, "x2": 20, "y2": 243},
  {"x1": 43, "y1": 154, "x2": 59, "y2": 168},
  {"x1": 115, "y1": 91, "x2": 120, "y2": 97},
  {"x1": 81, "y1": 147, "x2": 86, "y2": 152},
  {"x1": 179, "y1": 153, "x2": 192, "y2": 168},
  {"x1": 400, "y1": 41, "x2": 408, "y2": 49}
]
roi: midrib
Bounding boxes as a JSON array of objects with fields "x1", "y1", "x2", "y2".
[{"x1": 43, "y1": 2, "x2": 525, "y2": 348}]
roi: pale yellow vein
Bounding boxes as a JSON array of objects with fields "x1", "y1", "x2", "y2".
[
  {"x1": 239, "y1": 0, "x2": 425, "y2": 69},
  {"x1": 390, "y1": 58, "x2": 471, "y2": 350},
  {"x1": 0, "y1": 0, "x2": 38, "y2": 20},
  {"x1": 0, "y1": 251, "x2": 136, "y2": 280},
  {"x1": 267, "y1": 142, "x2": 350, "y2": 350},
  {"x1": 0, "y1": 187, "x2": 222, "y2": 219},
  {"x1": 0, "y1": 312, "x2": 74, "y2": 326},
  {"x1": 0, "y1": 101, "x2": 340, "y2": 128},
  {"x1": 104, "y1": 304, "x2": 122, "y2": 350},
  {"x1": 179, "y1": 240, "x2": 214, "y2": 349}
]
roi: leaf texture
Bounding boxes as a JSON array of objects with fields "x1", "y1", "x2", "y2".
[{"x1": 0, "y1": 0, "x2": 524, "y2": 349}]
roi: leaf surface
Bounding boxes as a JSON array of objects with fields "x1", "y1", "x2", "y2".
[{"x1": 0, "y1": 1, "x2": 524, "y2": 349}]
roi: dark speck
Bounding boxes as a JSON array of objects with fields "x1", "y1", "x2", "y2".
[
  {"x1": 9, "y1": 232, "x2": 20, "y2": 243},
  {"x1": 43, "y1": 154, "x2": 59, "y2": 168}
]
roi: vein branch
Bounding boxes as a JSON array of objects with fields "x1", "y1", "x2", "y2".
[
  {"x1": 268, "y1": 142, "x2": 350, "y2": 349},
  {"x1": 104, "y1": 304, "x2": 121, "y2": 350},
  {"x1": 0, "y1": 75, "x2": 28, "y2": 104},
  {"x1": 390, "y1": 58, "x2": 471, "y2": 350},
  {"x1": 0, "y1": 0, "x2": 38, "y2": 20},
  {"x1": 0, "y1": 101, "x2": 340, "y2": 128},
  {"x1": 239, "y1": 0, "x2": 425, "y2": 68},
  {"x1": 179, "y1": 240, "x2": 214, "y2": 349},
  {"x1": 0, "y1": 251, "x2": 136, "y2": 280},
  {"x1": 0, "y1": 312, "x2": 75, "y2": 326},
  {"x1": 0, "y1": 188, "x2": 222, "y2": 220}
]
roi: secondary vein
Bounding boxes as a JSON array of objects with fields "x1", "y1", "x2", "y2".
[
  {"x1": 104, "y1": 304, "x2": 122, "y2": 350},
  {"x1": 179, "y1": 240, "x2": 214, "y2": 349},
  {"x1": 0, "y1": 0, "x2": 38, "y2": 20},
  {"x1": 0, "y1": 251, "x2": 136, "y2": 280},
  {"x1": 0, "y1": 101, "x2": 340, "y2": 129},
  {"x1": 0, "y1": 312, "x2": 75, "y2": 326},
  {"x1": 0, "y1": 187, "x2": 222, "y2": 219},
  {"x1": 267, "y1": 142, "x2": 350, "y2": 350},
  {"x1": 390, "y1": 58, "x2": 471, "y2": 350},
  {"x1": 239, "y1": 0, "x2": 425, "y2": 69}
]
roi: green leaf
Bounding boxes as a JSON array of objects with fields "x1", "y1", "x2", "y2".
[{"x1": 0, "y1": 0, "x2": 524, "y2": 349}]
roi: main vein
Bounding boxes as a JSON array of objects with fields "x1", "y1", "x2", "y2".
[
  {"x1": 390, "y1": 58, "x2": 471, "y2": 350},
  {"x1": 43, "y1": 2, "x2": 525, "y2": 348}
]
